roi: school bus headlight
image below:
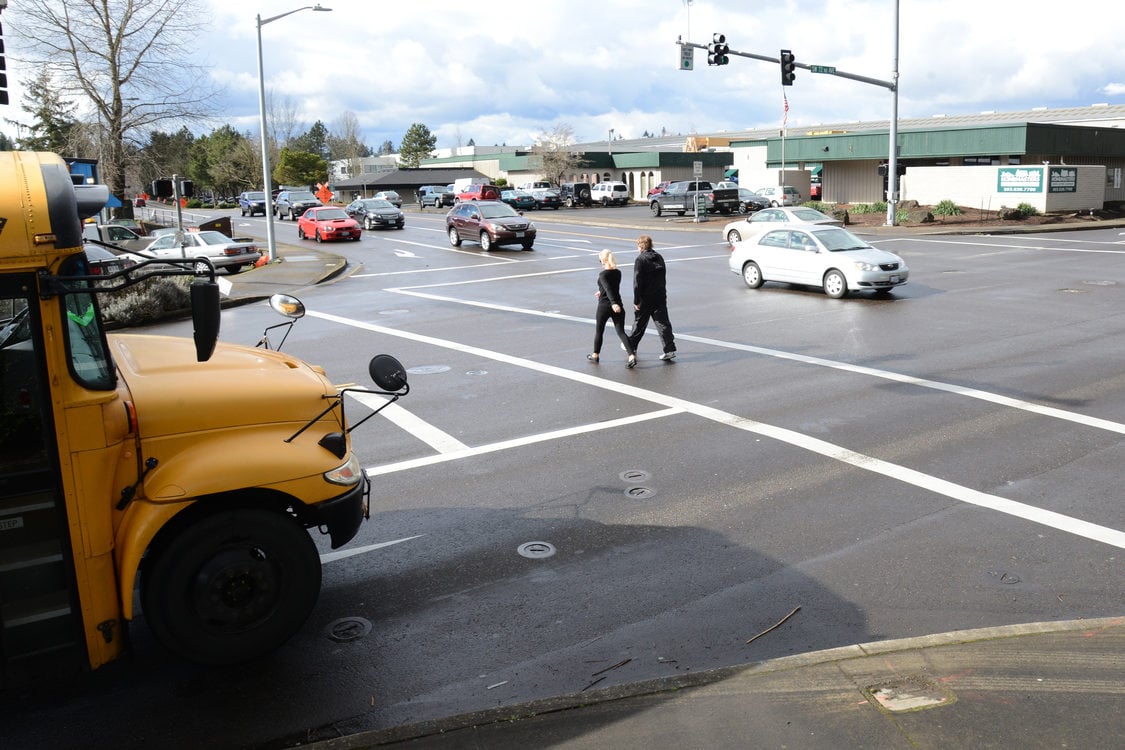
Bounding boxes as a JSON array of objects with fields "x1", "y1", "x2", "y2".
[{"x1": 324, "y1": 454, "x2": 363, "y2": 486}]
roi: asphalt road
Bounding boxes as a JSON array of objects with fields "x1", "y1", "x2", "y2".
[{"x1": 5, "y1": 209, "x2": 1123, "y2": 749}]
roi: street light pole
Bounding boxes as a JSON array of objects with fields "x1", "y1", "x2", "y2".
[{"x1": 256, "y1": 4, "x2": 332, "y2": 263}]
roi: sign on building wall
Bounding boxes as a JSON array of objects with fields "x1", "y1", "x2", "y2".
[
  {"x1": 1048, "y1": 167, "x2": 1077, "y2": 193},
  {"x1": 997, "y1": 167, "x2": 1043, "y2": 193}
]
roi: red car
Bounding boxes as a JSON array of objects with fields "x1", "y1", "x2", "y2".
[
  {"x1": 456, "y1": 183, "x2": 502, "y2": 202},
  {"x1": 647, "y1": 180, "x2": 672, "y2": 197},
  {"x1": 296, "y1": 206, "x2": 362, "y2": 242}
]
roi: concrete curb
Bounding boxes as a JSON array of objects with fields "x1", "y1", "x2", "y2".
[{"x1": 297, "y1": 616, "x2": 1124, "y2": 749}]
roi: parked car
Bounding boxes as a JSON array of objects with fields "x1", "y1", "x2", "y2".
[
  {"x1": 456, "y1": 183, "x2": 502, "y2": 202},
  {"x1": 529, "y1": 188, "x2": 562, "y2": 210},
  {"x1": 296, "y1": 206, "x2": 362, "y2": 242},
  {"x1": 139, "y1": 230, "x2": 261, "y2": 274},
  {"x1": 81, "y1": 223, "x2": 152, "y2": 252},
  {"x1": 274, "y1": 190, "x2": 322, "y2": 220},
  {"x1": 755, "y1": 185, "x2": 803, "y2": 206},
  {"x1": 723, "y1": 207, "x2": 842, "y2": 243},
  {"x1": 446, "y1": 200, "x2": 536, "y2": 251},
  {"x1": 238, "y1": 191, "x2": 268, "y2": 216},
  {"x1": 559, "y1": 182, "x2": 592, "y2": 208},
  {"x1": 518, "y1": 181, "x2": 553, "y2": 191},
  {"x1": 728, "y1": 224, "x2": 908, "y2": 298},
  {"x1": 500, "y1": 189, "x2": 537, "y2": 211},
  {"x1": 714, "y1": 181, "x2": 740, "y2": 190},
  {"x1": 736, "y1": 188, "x2": 770, "y2": 215},
  {"x1": 419, "y1": 185, "x2": 454, "y2": 208},
  {"x1": 345, "y1": 198, "x2": 405, "y2": 230},
  {"x1": 590, "y1": 182, "x2": 630, "y2": 206},
  {"x1": 647, "y1": 180, "x2": 672, "y2": 197},
  {"x1": 84, "y1": 245, "x2": 139, "y2": 276},
  {"x1": 373, "y1": 190, "x2": 402, "y2": 208}
]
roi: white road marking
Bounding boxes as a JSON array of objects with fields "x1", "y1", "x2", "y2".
[
  {"x1": 310, "y1": 309, "x2": 1125, "y2": 550},
  {"x1": 320, "y1": 534, "x2": 425, "y2": 564},
  {"x1": 348, "y1": 392, "x2": 468, "y2": 453},
  {"x1": 365, "y1": 408, "x2": 683, "y2": 476}
]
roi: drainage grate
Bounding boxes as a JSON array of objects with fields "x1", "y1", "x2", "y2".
[
  {"x1": 620, "y1": 469, "x2": 651, "y2": 483},
  {"x1": 624, "y1": 486, "x2": 655, "y2": 499},
  {"x1": 517, "y1": 541, "x2": 557, "y2": 559}
]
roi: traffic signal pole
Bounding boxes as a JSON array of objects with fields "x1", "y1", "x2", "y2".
[{"x1": 676, "y1": 5, "x2": 902, "y2": 225}]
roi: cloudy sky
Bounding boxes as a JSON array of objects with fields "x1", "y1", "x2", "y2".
[{"x1": 8, "y1": 0, "x2": 1125, "y2": 151}]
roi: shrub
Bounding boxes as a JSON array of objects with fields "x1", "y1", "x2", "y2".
[
  {"x1": 849, "y1": 202, "x2": 887, "y2": 215},
  {"x1": 933, "y1": 199, "x2": 962, "y2": 216},
  {"x1": 100, "y1": 276, "x2": 193, "y2": 328},
  {"x1": 1016, "y1": 202, "x2": 1039, "y2": 217}
]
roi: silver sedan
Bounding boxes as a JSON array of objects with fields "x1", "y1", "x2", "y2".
[{"x1": 728, "y1": 224, "x2": 908, "y2": 298}]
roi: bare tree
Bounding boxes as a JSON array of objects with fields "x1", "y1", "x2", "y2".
[
  {"x1": 532, "y1": 123, "x2": 586, "y2": 186},
  {"x1": 8, "y1": 0, "x2": 221, "y2": 214},
  {"x1": 328, "y1": 111, "x2": 368, "y2": 178}
]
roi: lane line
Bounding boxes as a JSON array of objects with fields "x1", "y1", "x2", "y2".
[
  {"x1": 365, "y1": 408, "x2": 684, "y2": 476},
  {"x1": 310, "y1": 309, "x2": 1125, "y2": 550},
  {"x1": 320, "y1": 534, "x2": 425, "y2": 564},
  {"x1": 349, "y1": 392, "x2": 468, "y2": 453}
]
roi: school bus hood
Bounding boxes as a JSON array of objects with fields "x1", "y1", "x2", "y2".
[{"x1": 107, "y1": 333, "x2": 339, "y2": 437}]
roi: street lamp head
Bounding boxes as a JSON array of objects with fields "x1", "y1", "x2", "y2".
[{"x1": 312, "y1": 4, "x2": 332, "y2": 10}]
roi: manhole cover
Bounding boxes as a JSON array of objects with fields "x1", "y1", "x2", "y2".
[
  {"x1": 325, "y1": 616, "x2": 372, "y2": 643},
  {"x1": 517, "y1": 541, "x2": 557, "y2": 559},
  {"x1": 407, "y1": 365, "x2": 451, "y2": 375},
  {"x1": 466, "y1": 370, "x2": 489, "y2": 376},
  {"x1": 620, "y1": 469, "x2": 651, "y2": 483},
  {"x1": 624, "y1": 486, "x2": 654, "y2": 499},
  {"x1": 379, "y1": 309, "x2": 410, "y2": 315}
]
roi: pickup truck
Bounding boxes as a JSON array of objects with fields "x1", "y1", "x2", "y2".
[
  {"x1": 649, "y1": 181, "x2": 739, "y2": 217},
  {"x1": 82, "y1": 223, "x2": 153, "y2": 252}
]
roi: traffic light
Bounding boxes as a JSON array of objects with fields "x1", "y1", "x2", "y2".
[
  {"x1": 151, "y1": 179, "x2": 173, "y2": 198},
  {"x1": 780, "y1": 49, "x2": 796, "y2": 86},
  {"x1": 708, "y1": 33, "x2": 729, "y2": 66},
  {"x1": 179, "y1": 179, "x2": 193, "y2": 198}
]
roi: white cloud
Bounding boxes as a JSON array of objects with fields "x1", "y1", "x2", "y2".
[{"x1": 7, "y1": 0, "x2": 1123, "y2": 149}]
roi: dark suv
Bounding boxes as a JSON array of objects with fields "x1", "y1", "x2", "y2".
[
  {"x1": 274, "y1": 190, "x2": 322, "y2": 220},
  {"x1": 558, "y1": 182, "x2": 592, "y2": 208},
  {"x1": 238, "y1": 190, "x2": 267, "y2": 216}
]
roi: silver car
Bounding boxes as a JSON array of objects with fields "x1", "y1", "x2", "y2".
[
  {"x1": 140, "y1": 230, "x2": 261, "y2": 274},
  {"x1": 728, "y1": 224, "x2": 908, "y2": 298}
]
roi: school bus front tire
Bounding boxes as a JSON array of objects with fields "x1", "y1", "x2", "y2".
[{"x1": 140, "y1": 508, "x2": 322, "y2": 665}]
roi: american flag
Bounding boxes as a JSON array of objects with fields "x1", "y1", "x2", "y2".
[{"x1": 783, "y1": 94, "x2": 789, "y2": 128}]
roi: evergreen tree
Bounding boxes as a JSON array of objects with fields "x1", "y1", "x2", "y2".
[
  {"x1": 398, "y1": 123, "x2": 436, "y2": 168},
  {"x1": 10, "y1": 68, "x2": 78, "y2": 152}
]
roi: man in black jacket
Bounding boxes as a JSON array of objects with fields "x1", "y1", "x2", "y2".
[{"x1": 627, "y1": 234, "x2": 677, "y2": 360}]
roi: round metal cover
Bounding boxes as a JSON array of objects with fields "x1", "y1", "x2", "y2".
[
  {"x1": 625, "y1": 486, "x2": 654, "y2": 499},
  {"x1": 465, "y1": 370, "x2": 489, "y2": 376},
  {"x1": 517, "y1": 541, "x2": 557, "y2": 559},
  {"x1": 325, "y1": 616, "x2": 372, "y2": 643},
  {"x1": 620, "y1": 469, "x2": 651, "y2": 483},
  {"x1": 407, "y1": 365, "x2": 451, "y2": 375}
]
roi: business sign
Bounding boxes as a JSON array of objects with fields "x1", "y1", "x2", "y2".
[
  {"x1": 997, "y1": 167, "x2": 1043, "y2": 193},
  {"x1": 1048, "y1": 167, "x2": 1077, "y2": 193}
]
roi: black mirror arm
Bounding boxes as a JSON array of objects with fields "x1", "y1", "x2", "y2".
[{"x1": 283, "y1": 383, "x2": 410, "y2": 443}]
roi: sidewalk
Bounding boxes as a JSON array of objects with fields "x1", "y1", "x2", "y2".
[
  {"x1": 237, "y1": 224, "x2": 1125, "y2": 750},
  {"x1": 304, "y1": 617, "x2": 1125, "y2": 749}
]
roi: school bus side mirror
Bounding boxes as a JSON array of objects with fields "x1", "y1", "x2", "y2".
[{"x1": 190, "y1": 279, "x2": 221, "y2": 361}]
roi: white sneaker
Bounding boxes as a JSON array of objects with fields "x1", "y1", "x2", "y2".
[{"x1": 660, "y1": 351, "x2": 676, "y2": 361}]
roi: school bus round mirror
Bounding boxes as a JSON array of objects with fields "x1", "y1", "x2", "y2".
[{"x1": 268, "y1": 293, "x2": 305, "y2": 319}]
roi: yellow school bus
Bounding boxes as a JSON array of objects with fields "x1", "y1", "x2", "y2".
[{"x1": 0, "y1": 151, "x2": 407, "y2": 685}]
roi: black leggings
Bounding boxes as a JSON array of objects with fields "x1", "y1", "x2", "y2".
[{"x1": 594, "y1": 303, "x2": 634, "y2": 355}]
